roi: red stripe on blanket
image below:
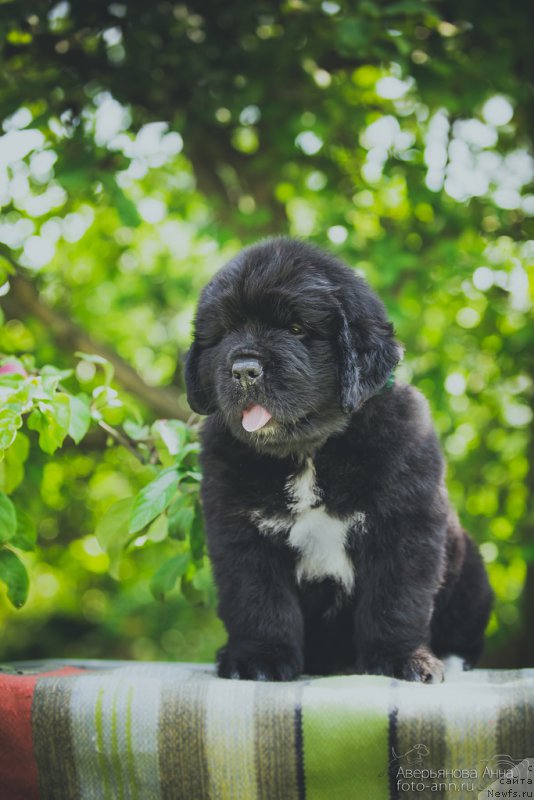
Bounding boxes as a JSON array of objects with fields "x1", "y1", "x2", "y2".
[{"x1": 0, "y1": 667, "x2": 83, "y2": 800}]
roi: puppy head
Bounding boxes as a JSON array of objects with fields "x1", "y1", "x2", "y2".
[{"x1": 185, "y1": 238, "x2": 401, "y2": 455}]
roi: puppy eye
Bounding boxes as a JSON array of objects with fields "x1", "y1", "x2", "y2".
[{"x1": 289, "y1": 323, "x2": 305, "y2": 336}]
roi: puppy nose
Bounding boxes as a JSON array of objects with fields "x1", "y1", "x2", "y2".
[{"x1": 232, "y1": 359, "x2": 263, "y2": 387}]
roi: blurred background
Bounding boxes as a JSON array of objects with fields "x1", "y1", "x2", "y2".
[{"x1": 0, "y1": 0, "x2": 532, "y2": 667}]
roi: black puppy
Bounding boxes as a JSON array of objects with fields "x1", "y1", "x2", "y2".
[{"x1": 185, "y1": 238, "x2": 492, "y2": 682}]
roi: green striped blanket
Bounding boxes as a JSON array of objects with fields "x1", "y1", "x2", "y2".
[{"x1": 0, "y1": 661, "x2": 533, "y2": 799}]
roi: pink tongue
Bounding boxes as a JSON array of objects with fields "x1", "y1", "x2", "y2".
[{"x1": 242, "y1": 404, "x2": 272, "y2": 432}]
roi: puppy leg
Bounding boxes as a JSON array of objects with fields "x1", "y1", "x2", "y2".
[
  {"x1": 354, "y1": 512, "x2": 447, "y2": 683},
  {"x1": 390, "y1": 645, "x2": 444, "y2": 684},
  {"x1": 431, "y1": 531, "x2": 493, "y2": 668},
  {"x1": 209, "y1": 529, "x2": 304, "y2": 681}
]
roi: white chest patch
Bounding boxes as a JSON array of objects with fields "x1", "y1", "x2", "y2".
[
  {"x1": 253, "y1": 458, "x2": 366, "y2": 592},
  {"x1": 288, "y1": 505, "x2": 356, "y2": 591}
]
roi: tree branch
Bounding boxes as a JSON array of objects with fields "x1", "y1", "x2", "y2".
[{"x1": 97, "y1": 421, "x2": 151, "y2": 464}]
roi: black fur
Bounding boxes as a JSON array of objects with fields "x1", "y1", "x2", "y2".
[{"x1": 185, "y1": 237, "x2": 493, "y2": 682}]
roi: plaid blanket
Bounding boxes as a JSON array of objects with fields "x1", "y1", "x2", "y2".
[{"x1": 0, "y1": 661, "x2": 533, "y2": 799}]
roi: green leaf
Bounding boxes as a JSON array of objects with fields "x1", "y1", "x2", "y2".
[
  {"x1": 0, "y1": 432, "x2": 30, "y2": 493},
  {"x1": 181, "y1": 572, "x2": 205, "y2": 605},
  {"x1": 152, "y1": 419, "x2": 188, "y2": 456},
  {"x1": 192, "y1": 562, "x2": 216, "y2": 604},
  {"x1": 75, "y1": 352, "x2": 114, "y2": 385},
  {"x1": 129, "y1": 468, "x2": 180, "y2": 534},
  {"x1": 167, "y1": 494, "x2": 195, "y2": 540},
  {"x1": 123, "y1": 419, "x2": 150, "y2": 441},
  {"x1": 150, "y1": 552, "x2": 191, "y2": 601},
  {"x1": 0, "y1": 548, "x2": 29, "y2": 608},
  {"x1": 92, "y1": 385, "x2": 121, "y2": 409},
  {"x1": 51, "y1": 394, "x2": 71, "y2": 428},
  {"x1": 11, "y1": 508, "x2": 36, "y2": 552},
  {"x1": 182, "y1": 470, "x2": 202, "y2": 483},
  {"x1": 40, "y1": 365, "x2": 74, "y2": 394},
  {"x1": 75, "y1": 351, "x2": 109, "y2": 366},
  {"x1": 146, "y1": 513, "x2": 169, "y2": 543},
  {"x1": 68, "y1": 394, "x2": 91, "y2": 444},
  {"x1": 27, "y1": 395, "x2": 71, "y2": 454},
  {"x1": 0, "y1": 492, "x2": 17, "y2": 545},
  {"x1": 27, "y1": 377, "x2": 53, "y2": 402},
  {"x1": 95, "y1": 496, "x2": 135, "y2": 579},
  {"x1": 174, "y1": 441, "x2": 201, "y2": 468},
  {"x1": 91, "y1": 386, "x2": 124, "y2": 426},
  {"x1": 0, "y1": 407, "x2": 23, "y2": 450}
]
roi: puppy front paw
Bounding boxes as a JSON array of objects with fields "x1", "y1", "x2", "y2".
[
  {"x1": 217, "y1": 641, "x2": 302, "y2": 682},
  {"x1": 363, "y1": 646, "x2": 444, "y2": 684},
  {"x1": 400, "y1": 647, "x2": 444, "y2": 683}
]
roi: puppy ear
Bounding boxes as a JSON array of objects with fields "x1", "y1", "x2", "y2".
[
  {"x1": 184, "y1": 342, "x2": 217, "y2": 415},
  {"x1": 338, "y1": 307, "x2": 403, "y2": 414}
]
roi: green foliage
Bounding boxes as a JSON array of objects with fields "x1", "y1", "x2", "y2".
[
  {"x1": 129, "y1": 469, "x2": 181, "y2": 535},
  {"x1": 0, "y1": 492, "x2": 17, "y2": 544},
  {"x1": 0, "y1": 353, "x2": 206, "y2": 609},
  {"x1": 0, "y1": 0, "x2": 532, "y2": 666},
  {"x1": 0, "y1": 492, "x2": 31, "y2": 607},
  {"x1": 94, "y1": 421, "x2": 205, "y2": 600},
  {"x1": 94, "y1": 496, "x2": 135, "y2": 579},
  {"x1": 0, "y1": 549, "x2": 29, "y2": 608},
  {"x1": 150, "y1": 553, "x2": 191, "y2": 603}
]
